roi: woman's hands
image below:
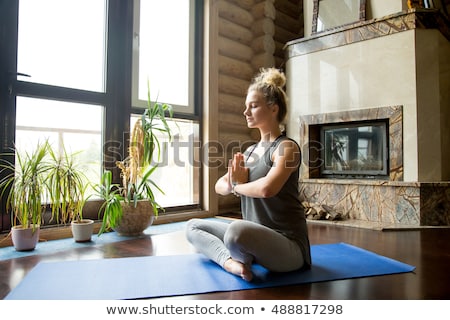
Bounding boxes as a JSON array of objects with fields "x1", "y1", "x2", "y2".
[
  {"x1": 228, "y1": 152, "x2": 248, "y2": 197},
  {"x1": 215, "y1": 152, "x2": 249, "y2": 196},
  {"x1": 228, "y1": 152, "x2": 249, "y2": 186}
]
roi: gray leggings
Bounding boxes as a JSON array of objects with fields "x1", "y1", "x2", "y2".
[{"x1": 185, "y1": 218, "x2": 304, "y2": 272}]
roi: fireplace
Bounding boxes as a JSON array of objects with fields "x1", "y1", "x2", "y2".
[
  {"x1": 320, "y1": 120, "x2": 388, "y2": 179},
  {"x1": 297, "y1": 105, "x2": 450, "y2": 226},
  {"x1": 300, "y1": 105, "x2": 403, "y2": 181},
  {"x1": 298, "y1": 105, "x2": 427, "y2": 225}
]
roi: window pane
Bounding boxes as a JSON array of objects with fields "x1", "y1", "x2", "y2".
[
  {"x1": 17, "y1": 0, "x2": 107, "y2": 92},
  {"x1": 130, "y1": 116, "x2": 199, "y2": 207},
  {"x1": 15, "y1": 97, "x2": 103, "y2": 192},
  {"x1": 137, "y1": 0, "x2": 190, "y2": 107}
]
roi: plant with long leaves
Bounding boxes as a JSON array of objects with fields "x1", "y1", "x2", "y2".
[
  {"x1": 96, "y1": 82, "x2": 174, "y2": 235},
  {"x1": 0, "y1": 140, "x2": 51, "y2": 231},
  {"x1": 115, "y1": 84, "x2": 173, "y2": 209},
  {"x1": 46, "y1": 145, "x2": 90, "y2": 224},
  {"x1": 94, "y1": 170, "x2": 124, "y2": 236}
]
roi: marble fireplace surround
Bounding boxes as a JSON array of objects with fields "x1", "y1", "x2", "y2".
[
  {"x1": 299, "y1": 105, "x2": 403, "y2": 181},
  {"x1": 299, "y1": 106, "x2": 450, "y2": 227},
  {"x1": 299, "y1": 178, "x2": 450, "y2": 227}
]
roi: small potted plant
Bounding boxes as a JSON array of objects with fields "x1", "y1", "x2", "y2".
[
  {"x1": 0, "y1": 140, "x2": 50, "y2": 251},
  {"x1": 96, "y1": 85, "x2": 173, "y2": 236},
  {"x1": 46, "y1": 145, "x2": 93, "y2": 242},
  {"x1": 94, "y1": 170, "x2": 123, "y2": 236}
]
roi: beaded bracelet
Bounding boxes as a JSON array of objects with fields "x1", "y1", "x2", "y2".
[{"x1": 231, "y1": 182, "x2": 240, "y2": 197}]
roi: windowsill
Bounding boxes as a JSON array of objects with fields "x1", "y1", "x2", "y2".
[{"x1": 0, "y1": 210, "x2": 211, "y2": 249}]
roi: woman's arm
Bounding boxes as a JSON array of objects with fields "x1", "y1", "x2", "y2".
[
  {"x1": 215, "y1": 158, "x2": 237, "y2": 195},
  {"x1": 215, "y1": 170, "x2": 232, "y2": 196}
]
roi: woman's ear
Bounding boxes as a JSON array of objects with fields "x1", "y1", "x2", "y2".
[{"x1": 271, "y1": 103, "x2": 279, "y2": 116}]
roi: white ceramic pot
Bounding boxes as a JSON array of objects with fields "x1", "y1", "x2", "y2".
[
  {"x1": 71, "y1": 219, "x2": 94, "y2": 242},
  {"x1": 11, "y1": 225, "x2": 40, "y2": 251}
]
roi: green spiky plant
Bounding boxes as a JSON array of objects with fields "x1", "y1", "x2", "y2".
[
  {"x1": 96, "y1": 83, "x2": 173, "y2": 236},
  {"x1": 0, "y1": 140, "x2": 51, "y2": 232},
  {"x1": 46, "y1": 145, "x2": 90, "y2": 225}
]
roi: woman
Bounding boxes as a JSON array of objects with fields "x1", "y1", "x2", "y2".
[{"x1": 186, "y1": 68, "x2": 311, "y2": 281}]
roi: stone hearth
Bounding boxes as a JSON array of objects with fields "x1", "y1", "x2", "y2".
[{"x1": 299, "y1": 179, "x2": 450, "y2": 227}]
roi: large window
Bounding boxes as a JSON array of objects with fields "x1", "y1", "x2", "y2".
[
  {"x1": 17, "y1": 0, "x2": 107, "y2": 92},
  {"x1": 15, "y1": 0, "x2": 105, "y2": 188},
  {"x1": 15, "y1": 97, "x2": 103, "y2": 187},
  {"x1": 133, "y1": 0, "x2": 195, "y2": 113},
  {"x1": 131, "y1": 0, "x2": 200, "y2": 208},
  {"x1": 0, "y1": 0, "x2": 202, "y2": 232}
]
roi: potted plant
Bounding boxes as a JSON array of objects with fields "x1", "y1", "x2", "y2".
[
  {"x1": 95, "y1": 169, "x2": 123, "y2": 236},
  {"x1": 0, "y1": 140, "x2": 50, "y2": 251},
  {"x1": 96, "y1": 86, "x2": 173, "y2": 236},
  {"x1": 46, "y1": 145, "x2": 93, "y2": 242}
]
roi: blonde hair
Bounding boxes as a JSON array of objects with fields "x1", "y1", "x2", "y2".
[{"x1": 248, "y1": 67, "x2": 288, "y2": 123}]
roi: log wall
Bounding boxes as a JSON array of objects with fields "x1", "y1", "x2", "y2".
[
  {"x1": 214, "y1": 0, "x2": 304, "y2": 213},
  {"x1": 274, "y1": 0, "x2": 304, "y2": 68}
]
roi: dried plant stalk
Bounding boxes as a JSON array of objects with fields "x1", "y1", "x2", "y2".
[{"x1": 116, "y1": 119, "x2": 145, "y2": 198}]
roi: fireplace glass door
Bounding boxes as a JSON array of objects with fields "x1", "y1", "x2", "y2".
[{"x1": 320, "y1": 121, "x2": 388, "y2": 178}]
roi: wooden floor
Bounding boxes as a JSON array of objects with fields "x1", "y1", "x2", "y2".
[{"x1": 1, "y1": 221, "x2": 450, "y2": 300}]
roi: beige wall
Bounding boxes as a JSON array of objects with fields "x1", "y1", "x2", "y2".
[{"x1": 416, "y1": 29, "x2": 450, "y2": 181}]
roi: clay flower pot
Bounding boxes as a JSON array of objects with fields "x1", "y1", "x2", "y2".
[{"x1": 113, "y1": 201, "x2": 155, "y2": 236}]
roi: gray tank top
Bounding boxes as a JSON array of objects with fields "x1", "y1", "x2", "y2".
[{"x1": 242, "y1": 135, "x2": 311, "y2": 268}]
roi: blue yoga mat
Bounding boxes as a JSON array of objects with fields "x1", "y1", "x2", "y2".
[{"x1": 5, "y1": 242, "x2": 415, "y2": 300}]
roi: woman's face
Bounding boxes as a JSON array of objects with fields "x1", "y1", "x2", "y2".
[{"x1": 243, "y1": 89, "x2": 278, "y2": 129}]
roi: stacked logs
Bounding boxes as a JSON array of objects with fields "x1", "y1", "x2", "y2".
[{"x1": 302, "y1": 201, "x2": 348, "y2": 221}]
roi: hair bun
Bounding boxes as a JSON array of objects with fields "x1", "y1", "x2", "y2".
[
  {"x1": 259, "y1": 67, "x2": 286, "y2": 88},
  {"x1": 248, "y1": 67, "x2": 288, "y2": 123}
]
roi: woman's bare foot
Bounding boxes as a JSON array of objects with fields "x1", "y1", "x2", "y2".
[{"x1": 224, "y1": 258, "x2": 253, "y2": 281}]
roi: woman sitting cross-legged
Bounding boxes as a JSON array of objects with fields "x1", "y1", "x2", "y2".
[{"x1": 185, "y1": 67, "x2": 311, "y2": 281}]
